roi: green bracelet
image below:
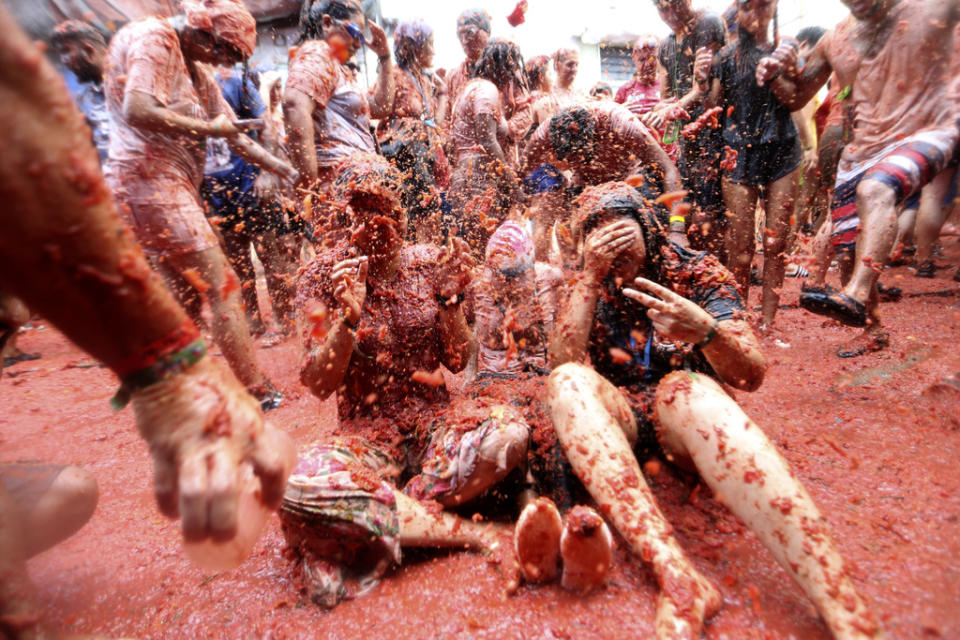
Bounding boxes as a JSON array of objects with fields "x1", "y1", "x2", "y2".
[
  {"x1": 110, "y1": 338, "x2": 207, "y2": 410},
  {"x1": 696, "y1": 320, "x2": 719, "y2": 349}
]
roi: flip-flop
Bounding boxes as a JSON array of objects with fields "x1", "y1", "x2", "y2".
[
  {"x1": 799, "y1": 289, "x2": 868, "y2": 327},
  {"x1": 837, "y1": 331, "x2": 889, "y2": 358},
  {"x1": 877, "y1": 283, "x2": 902, "y2": 302}
]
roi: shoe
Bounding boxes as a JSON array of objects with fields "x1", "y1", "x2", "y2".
[
  {"x1": 800, "y1": 282, "x2": 837, "y2": 296},
  {"x1": 876, "y1": 283, "x2": 902, "y2": 302},
  {"x1": 837, "y1": 331, "x2": 890, "y2": 358},
  {"x1": 515, "y1": 498, "x2": 562, "y2": 584},
  {"x1": 915, "y1": 260, "x2": 936, "y2": 278},
  {"x1": 750, "y1": 266, "x2": 762, "y2": 286},
  {"x1": 785, "y1": 264, "x2": 810, "y2": 278},
  {"x1": 249, "y1": 381, "x2": 284, "y2": 411},
  {"x1": 799, "y1": 288, "x2": 868, "y2": 327},
  {"x1": 2, "y1": 351, "x2": 40, "y2": 368},
  {"x1": 559, "y1": 506, "x2": 613, "y2": 594}
]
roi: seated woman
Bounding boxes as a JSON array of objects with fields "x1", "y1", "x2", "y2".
[
  {"x1": 373, "y1": 19, "x2": 449, "y2": 243},
  {"x1": 281, "y1": 155, "x2": 527, "y2": 607},
  {"x1": 546, "y1": 182, "x2": 881, "y2": 638}
]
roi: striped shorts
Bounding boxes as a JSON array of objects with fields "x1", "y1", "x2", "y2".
[{"x1": 830, "y1": 128, "x2": 958, "y2": 252}]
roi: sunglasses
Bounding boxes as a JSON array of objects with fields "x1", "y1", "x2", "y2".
[{"x1": 335, "y1": 19, "x2": 366, "y2": 45}]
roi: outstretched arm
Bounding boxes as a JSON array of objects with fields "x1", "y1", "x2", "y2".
[{"x1": 0, "y1": 9, "x2": 293, "y2": 543}]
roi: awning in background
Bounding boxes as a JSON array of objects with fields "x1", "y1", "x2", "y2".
[{"x1": 4, "y1": 0, "x2": 300, "y2": 40}]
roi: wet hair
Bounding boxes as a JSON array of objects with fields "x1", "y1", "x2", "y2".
[
  {"x1": 393, "y1": 19, "x2": 433, "y2": 70},
  {"x1": 298, "y1": 0, "x2": 363, "y2": 42},
  {"x1": 796, "y1": 26, "x2": 827, "y2": 47},
  {"x1": 457, "y1": 9, "x2": 492, "y2": 34},
  {"x1": 697, "y1": 11, "x2": 728, "y2": 47},
  {"x1": 548, "y1": 106, "x2": 596, "y2": 162},
  {"x1": 553, "y1": 47, "x2": 578, "y2": 66},
  {"x1": 330, "y1": 153, "x2": 404, "y2": 227},
  {"x1": 50, "y1": 20, "x2": 107, "y2": 47},
  {"x1": 525, "y1": 54, "x2": 551, "y2": 90},
  {"x1": 472, "y1": 38, "x2": 528, "y2": 92},
  {"x1": 572, "y1": 182, "x2": 668, "y2": 279},
  {"x1": 590, "y1": 82, "x2": 613, "y2": 98},
  {"x1": 722, "y1": 3, "x2": 738, "y2": 34}
]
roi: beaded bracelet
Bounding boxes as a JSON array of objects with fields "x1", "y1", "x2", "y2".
[{"x1": 110, "y1": 320, "x2": 206, "y2": 410}]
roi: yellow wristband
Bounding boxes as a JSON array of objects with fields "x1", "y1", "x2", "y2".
[{"x1": 669, "y1": 215, "x2": 686, "y2": 224}]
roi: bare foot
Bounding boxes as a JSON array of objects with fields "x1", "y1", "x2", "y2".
[
  {"x1": 654, "y1": 565, "x2": 722, "y2": 640},
  {"x1": 559, "y1": 505, "x2": 613, "y2": 593},
  {"x1": 481, "y1": 524, "x2": 521, "y2": 595},
  {"x1": 515, "y1": 497, "x2": 562, "y2": 584}
]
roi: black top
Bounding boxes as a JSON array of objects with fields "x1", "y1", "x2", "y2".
[
  {"x1": 589, "y1": 246, "x2": 744, "y2": 390},
  {"x1": 712, "y1": 32, "x2": 800, "y2": 147}
]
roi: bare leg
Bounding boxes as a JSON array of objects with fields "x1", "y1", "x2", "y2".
[
  {"x1": 255, "y1": 231, "x2": 297, "y2": 334},
  {"x1": 395, "y1": 492, "x2": 520, "y2": 591},
  {"x1": 913, "y1": 169, "x2": 955, "y2": 267},
  {"x1": 547, "y1": 364, "x2": 721, "y2": 639},
  {"x1": 164, "y1": 246, "x2": 266, "y2": 388},
  {"x1": 654, "y1": 371, "x2": 881, "y2": 639},
  {"x1": 806, "y1": 219, "x2": 835, "y2": 288},
  {"x1": 0, "y1": 465, "x2": 98, "y2": 639},
  {"x1": 723, "y1": 178, "x2": 761, "y2": 299},
  {"x1": 890, "y1": 204, "x2": 917, "y2": 262},
  {"x1": 18, "y1": 466, "x2": 98, "y2": 558},
  {"x1": 0, "y1": 483, "x2": 40, "y2": 639},
  {"x1": 760, "y1": 168, "x2": 800, "y2": 326},
  {"x1": 843, "y1": 180, "x2": 898, "y2": 304},
  {"x1": 221, "y1": 230, "x2": 265, "y2": 336}
]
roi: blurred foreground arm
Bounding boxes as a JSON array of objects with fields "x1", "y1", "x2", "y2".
[{"x1": 0, "y1": 7, "x2": 293, "y2": 543}]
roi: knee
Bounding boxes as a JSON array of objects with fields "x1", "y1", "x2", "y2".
[
  {"x1": 653, "y1": 371, "x2": 727, "y2": 428},
  {"x1": 546, "y1": 363, "x2": 595, "y2": 402},
  {"x1": 52, "y1": 466, "x2": 99, "y2": 528},
  {"x1": 857, "y1": 179, "x2": 897, "y2": 213}
]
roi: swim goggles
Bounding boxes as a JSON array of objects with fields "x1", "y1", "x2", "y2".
[{"x1": 335, "y1": 19, "x2": 366, "y2": 45}]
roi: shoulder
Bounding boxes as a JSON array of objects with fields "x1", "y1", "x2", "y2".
[
  {"x1": 290, "y1": 40, "x2": 336, "y2": 71},
  {"x1": 121, "y1": 17, "x2": 178, "y2": 56}
]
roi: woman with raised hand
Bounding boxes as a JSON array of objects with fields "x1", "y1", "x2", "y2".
[{"x1": 546, "y1": 181, "x2": 881, "y2": 639}]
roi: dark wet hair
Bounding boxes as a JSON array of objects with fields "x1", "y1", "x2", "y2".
[
  {"x1": 796, "y1": 26, "x2": 827, "y2": 47},
  {"x1": 457, "y1": 9, "x2": 492, "y2": 34},
  {"x1": 50, "y1": 20, "x2": 107, "y2": 47},
  {"x1": 472, "y1": 38, "x2": 528, "y2": 92},
  {"x1": 299, "y1": 0, "x2": 363, "y2": 42},
  {"x1": 548, "y1": 106, "x2": 596, "y2": 162},
  {"x1": 525, "y1": 54, "x2": 550, "y2": 90},
  {"x1": 393, "y1": 19, "x2": 433, "y2": 70},
  {"x1": 330, "y1": 152, "x2": 404, "y2": 227},
  {"x1": 590, "y1": 82, "x2": 613, "y2": 98}
]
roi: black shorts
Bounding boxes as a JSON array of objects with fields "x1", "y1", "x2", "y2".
[{"x1": 725, "y1": 138, "x2": 802, "y2": 187}]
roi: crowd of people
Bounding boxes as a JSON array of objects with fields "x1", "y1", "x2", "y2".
[{"x1": 2, "y1": 0, "x2": 958, "y2": 637}]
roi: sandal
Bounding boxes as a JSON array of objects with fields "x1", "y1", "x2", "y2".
[
  {"x1": 799, "y1": 288, "x2": 868, "y2": 327},
  {"x1": 837, "y1": 331, "x2": 889, "y2": 358},
  {"x1": 248, "y1": 381, "x2": 284, "y2": 412},
  {"x1": 915, "y1": 260, "x2": 936, "y2": 278},
  {"x1": 876, "y1": 283, "x2": 903, "y2": 302}
]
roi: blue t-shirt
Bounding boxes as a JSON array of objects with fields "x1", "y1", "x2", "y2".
[
  {"x1": 204, "y1": 70, "x2": 266, "y2": 210},
  {"x1": 63, "y1": 69, "x2": 110, "y2": 163}
]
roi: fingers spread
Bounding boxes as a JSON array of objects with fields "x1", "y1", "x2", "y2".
[{"x1": 633, "y1": 277, "x2": 676, "y2": 300}]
